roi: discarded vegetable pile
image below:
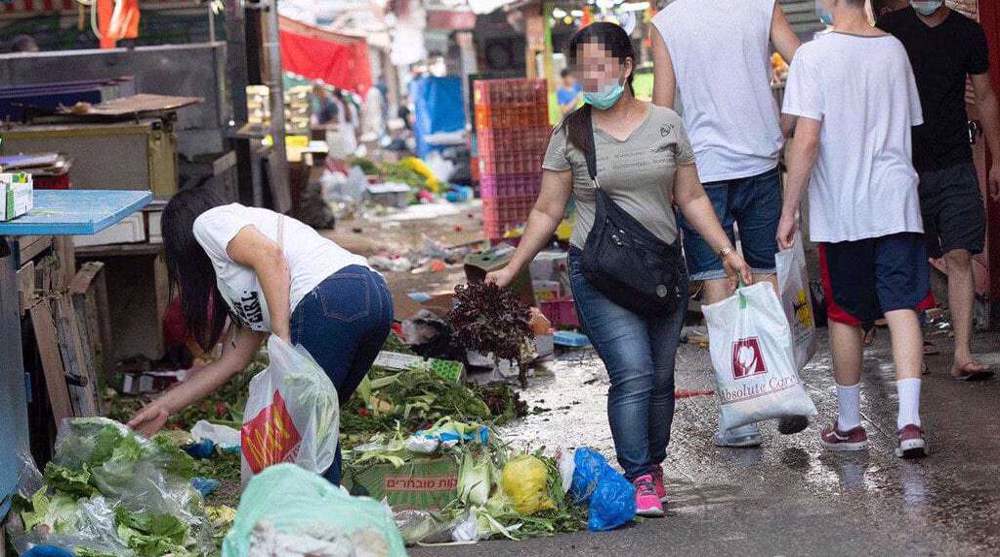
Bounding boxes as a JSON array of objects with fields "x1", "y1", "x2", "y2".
[
  {"x1": 449, "y1": 281, "x2": 534, "y2": 387},
  {"x1": 349, "y1": 156, "x2": 442, "y2": 194},
  {"x1": 10, "y1": 418, "x2": 233, "y2": 556},
  {"x1": 341, "y1": 362, "x2": 527, "y2": 449}
]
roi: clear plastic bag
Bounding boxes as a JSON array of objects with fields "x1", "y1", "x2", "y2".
[
  {"x1": 704, "y1": 283, "x2": 818, "y2": 431},
  {"x1": 10, "y1": 417, "x2": 215, "y2": 556},
  {"x1": 241, "y1": 336, "x2": 340, "y2": 486},
  {"x1": 775, "y1": 232, "x2": 818, "y2": 370},
  {"x1": 222, "y1": 464, "x2": 406, "y2": 557}
]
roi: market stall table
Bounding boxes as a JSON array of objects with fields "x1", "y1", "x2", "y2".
[{"x1": 0, "y1": 189, "x2": 151, "y2": 517}]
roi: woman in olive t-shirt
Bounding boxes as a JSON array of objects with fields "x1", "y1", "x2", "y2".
[{"x1": 488, "y1": 23, "x2": 751, "y2": 518}]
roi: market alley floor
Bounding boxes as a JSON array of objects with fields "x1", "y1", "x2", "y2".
[{"x1": 412, "y1": 322, "x2": 1000, "y2": 557}]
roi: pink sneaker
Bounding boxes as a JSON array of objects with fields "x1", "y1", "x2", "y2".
[
  {"x1": 633, "y1": 474, "x2": 664, "y2": 517},
  {"x1": 650, "y1": 466, "x2": 667, "y2": 502},
  {"x1": 896, "y1": 424, "x2": 927, "y2": 459},
  {"x1": 820, "y1": 422, "x2": 868, "y2": 451}
]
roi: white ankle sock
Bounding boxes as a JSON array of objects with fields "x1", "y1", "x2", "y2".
[
  {"x1": 836, "y1": 383, "x2": 862, "y2": 431},
  {"x1": 896, "y1": 378, "x2": 922, "y2": 430}
]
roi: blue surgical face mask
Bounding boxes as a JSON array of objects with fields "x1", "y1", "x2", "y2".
[
  {"x1": 911, "y1": 1, "x2": 943, "y2": 16},
  {"x1": 583, "y1": 79, "x2": 625, "y2": 110},
  {"x1": 815, "y1": 0, "x2": 834, "y2": 26}
]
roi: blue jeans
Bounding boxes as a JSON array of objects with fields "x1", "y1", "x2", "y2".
[
  {"x1": 568, "y1": 249, "x2": 687, "y2": 481},
  {"x1": 677, "y1": 166, "x2": 781, "y2": 280},
  {"x1": 290, "y1": 265, "x2": 394, "y2": 485}
]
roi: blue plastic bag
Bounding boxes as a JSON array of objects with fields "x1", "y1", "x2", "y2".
[
  {"x1": 568, "y1": 448, "x2": 635, "y2": 532},
  {"x1": 22, "y1": 546, "x2": 75, "y2": 557}
]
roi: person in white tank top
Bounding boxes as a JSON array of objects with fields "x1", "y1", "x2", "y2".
[{"x1": 651, "y1": 0, "x2": 805, "y2": 449}]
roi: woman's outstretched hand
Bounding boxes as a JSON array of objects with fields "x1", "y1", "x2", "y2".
[
  {"x1": 485, "y1": 267, "x2": 516, "y2": 289},
  {"x1": 128, "y1": 401, "x2": 171, "y2": 438}
]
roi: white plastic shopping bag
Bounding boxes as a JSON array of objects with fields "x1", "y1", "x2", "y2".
[
  {"x1": 703, "y1": 282, "x2": 818, "y2": 431},
  {"x1": 775, "y1": 232, "x2": 818, "y2": 371},
  {"x1": 241, "y1": 335, "x2": 340, "y2": 486}
]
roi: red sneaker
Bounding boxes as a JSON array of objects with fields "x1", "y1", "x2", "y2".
[
  {"x1": 820, "y1": 422, "x2": 868, "y2": 451},
  {"x1": 650, "y1": 466, "x2": 667, "y2": 502},
  {"x1": 632, "y1": 474, "x2": 664, "y2": 517},
  {"x1": 896, "y1": 424, "x2": 927, "y2": 459}
]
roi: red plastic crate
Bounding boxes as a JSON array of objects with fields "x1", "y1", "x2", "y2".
[
  {"x1": 475, "y1": 79, "x2": 547, "y2": 108},
  {"x1": 540, "y1": 297, "x2": 580, "y2": 328},
  {"x1": 478, "y1": 127, "x2": 550, "y2": 158},
  {"x1": 482, "y1": 193, "x2": 536, "y2": 217},
  {"x1": 474, "y1": 78, "x2": 549, "y2": 130}
]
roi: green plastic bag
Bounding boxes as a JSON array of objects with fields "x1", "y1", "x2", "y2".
[{"x1": 221, "y1": 464, "x2": 406, "y2": 557}]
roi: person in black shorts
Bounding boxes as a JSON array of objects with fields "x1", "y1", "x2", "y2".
[
  {"x1": 879, "y1": 3, "x2": 1000, "y2": 382},
  {"x1": 779, "y1": 0, "x2": 931, "y2": 458}
]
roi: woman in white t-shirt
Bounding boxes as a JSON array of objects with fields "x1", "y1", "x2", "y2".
[{"x1": 128, "y1": 185, "x2": 393, "y2": 485}]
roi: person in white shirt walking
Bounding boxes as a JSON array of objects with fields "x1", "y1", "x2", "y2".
[
  {"x1": 779, "y1": 0, "x2": 929, "y2": 459},
  {"x1": 651, "y1": 0, "x2": 804, "y2": 448}
]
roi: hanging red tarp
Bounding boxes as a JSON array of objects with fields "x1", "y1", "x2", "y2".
[
  {"x1": 98, "y1": 0, "x2": 140, "y2": 49},
  {"x1": 278, "y1": 16, "x2": 373, "y2": 96}
]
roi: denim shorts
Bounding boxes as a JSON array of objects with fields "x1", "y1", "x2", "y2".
[{"x1": 676, "y1": 166, "x2": 781, "y2": 281}]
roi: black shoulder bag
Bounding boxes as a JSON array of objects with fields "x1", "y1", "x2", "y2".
[{"x1": 579, "y1": 112, "x2": 686, "y2": 318}]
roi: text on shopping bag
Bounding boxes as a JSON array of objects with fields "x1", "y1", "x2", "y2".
[{"x1": 241, "y1": 390, "x2": 303, "y2": 474}]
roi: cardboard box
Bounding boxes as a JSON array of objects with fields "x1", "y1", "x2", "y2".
[
  {"x1": 0, "y1": 172, "x2": 33, "y2": 221},
  {"x1": 343, "y1": 456, "x2": 459, "y2": 511}
]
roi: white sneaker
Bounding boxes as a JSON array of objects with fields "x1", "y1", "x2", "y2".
[{"x1": 714, "y1": 422, "x2": 763, "y2": 448}]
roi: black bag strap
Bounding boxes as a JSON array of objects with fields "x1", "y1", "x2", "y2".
[{"x1": 582, "y1": 108, "x2": 600, "y2": 188}]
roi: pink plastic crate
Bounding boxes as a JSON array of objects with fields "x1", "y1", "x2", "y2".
[
  {"x1": 540, "y1": 297, "x2": 580, "y2": 328},
  {"x1": 480, "y1": 173, "x2": 542, "y2": 199}
]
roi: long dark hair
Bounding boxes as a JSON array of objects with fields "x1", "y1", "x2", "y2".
[
  {"x1": 562, "y1": 22, "x2": 636, "y2": 155},
  {"x1": 161, "y1": 184, "x2": 230, "y2": 351}
]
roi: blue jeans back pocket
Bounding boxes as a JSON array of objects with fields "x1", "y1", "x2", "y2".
[{"x1": 318, "y1": 273, "x2": 372, "y2": 322}]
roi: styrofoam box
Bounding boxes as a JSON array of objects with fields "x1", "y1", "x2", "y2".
[{"x1": 73, "y1": 212, "x2": 146, "y2": 247}]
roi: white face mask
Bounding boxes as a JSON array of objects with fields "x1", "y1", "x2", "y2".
[{"x1": 910, "y1": 1, "x2": 943, "y2": 16}]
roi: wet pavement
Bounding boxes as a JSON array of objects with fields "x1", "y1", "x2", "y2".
[{"x1": 412, "y1": 321, "x2": 1000, "y2": 556}]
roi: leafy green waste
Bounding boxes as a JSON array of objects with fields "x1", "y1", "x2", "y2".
[
  {"x1": 13, "y1": 418, "x2": 223, "y2": 556},
  {"x1": 115, "y1": 506, "x2": 189, "y2": 556},
  {"x1": 373, "y1": 368, "x2": 490, "y2": 420}
]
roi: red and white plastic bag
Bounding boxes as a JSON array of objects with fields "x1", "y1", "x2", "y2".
[
  {"x1": 704, "y1": 282, "x2": 817, "y2": 431},
  {"x1": 241, "y1": 336, "x2": 339, "y2": 486}
]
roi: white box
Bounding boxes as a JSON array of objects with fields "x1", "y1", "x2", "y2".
[
  {"x1": 73, "y1": 212, "x2": 146, "y2": 247},
  {"x1": 0, "y1": 172, "x2": 33, "y2": 221},
  {"x1": 147, "y1": 209, "x2": 163, "y2": 243}
]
